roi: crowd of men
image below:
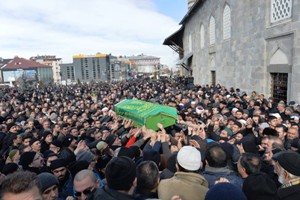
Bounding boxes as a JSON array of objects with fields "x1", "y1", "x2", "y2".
[{"x1": 0, "y1": 76, "x2": 300, "y2": 200}]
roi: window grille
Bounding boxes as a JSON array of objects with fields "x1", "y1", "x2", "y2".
[
  {"x1": 271, "y1": 0, "x2": 292, "y2": 23},
  {"x1": 271, "y1": 73, "x2": 288, "y2": 102}
]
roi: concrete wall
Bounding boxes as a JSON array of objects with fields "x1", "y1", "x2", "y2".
[{"x1": 73, "y1": 56, "x2": 110, "y2": 82}]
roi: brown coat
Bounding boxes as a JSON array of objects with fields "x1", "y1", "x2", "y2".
[{"x1": 158, "y1": 172, "x2": 209, "y2": 200}]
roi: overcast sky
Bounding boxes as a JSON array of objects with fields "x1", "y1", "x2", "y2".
[{"x1": 0, "y1": 0, "x2": 187, "y2": 67}]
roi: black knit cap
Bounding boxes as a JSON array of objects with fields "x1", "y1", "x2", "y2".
[
  {"x1": 7, "y1": 123, "x2": 16, "y2": 131},
  {"x1": 118, "y1": 147, "x2": 135, "y2": 159},
  {"x1": 29, "y1": 137, "x2": 39, "y2": 146},
  {"x1": 143, "y1": 150, "x2": 161, "y2": 167},
  {"x1": 62, "y1": 135, "x2": 74, "y2": 147},
  {"x1": 243, "y1": 172, "x2": 277, "y2": 200},
  {"x1": 19, "y1": 151, "x2": 37, "y2": 170},
  {"x1": 205, "y1": 182, "x2": 247, "y2": 200},
  {"x1": 50, "y1": 158, "x2": 68, "y2": 170},
  {"x1": 51, "y1": 140, "x2": 62, "y2": 148},
  {"x1": 104, "y1": 134, "x2": 117, "y2": 147},
  {"x1": 41, "y1": 130, "x2": 52, "y2": 139},
  {"x1": 68, "y1": 160, "x2": 89, "y2": 178},
  {"x1": 2, "y1": 163, "x2": 19, "y2": 175},
  {"x1": 105, "y1": 157, "x2": 136, "y2": 191},
  {"x1": 273, "y1": 151, "x2": 300, "y2": 176}
]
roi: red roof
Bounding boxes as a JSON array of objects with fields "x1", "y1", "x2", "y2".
[{"x1": 1, "y1": 57, "x2": 51, "y2": 70}]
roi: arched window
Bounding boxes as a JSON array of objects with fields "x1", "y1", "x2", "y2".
[
  {"x1": 209, "y1": 16, "x2": 216, "y2": 45},
  {"x1": 200, "y1": 24, "x2": 205, "y2": 48},
  {"x1": 223, "y1": 4, "x2": 231, "y2": 40}
]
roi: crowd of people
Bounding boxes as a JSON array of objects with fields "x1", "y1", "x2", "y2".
[{"x1": 0, "y1": 76, "x2": 300, "y2": 200}]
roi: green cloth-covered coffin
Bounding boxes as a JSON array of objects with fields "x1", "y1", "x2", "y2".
[{"x1": 115, "y1": 99, "x2": 178, "y2": 130}]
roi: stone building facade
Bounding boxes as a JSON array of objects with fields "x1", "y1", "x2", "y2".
[{"x1": 164, "y1": 0, "x2": 300, "y2": 102}]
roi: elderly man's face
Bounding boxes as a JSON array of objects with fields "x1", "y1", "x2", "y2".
[
  {"x1": 30, "y1": 153, "x2": 44, "y2": 168},
  {"x1": 273, "y1": 161, "x2": 288, "y2": 184}
]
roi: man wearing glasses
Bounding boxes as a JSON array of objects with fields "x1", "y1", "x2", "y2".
[{"x1": 68, "y1": 169, "x2": 101, "y2": 200}]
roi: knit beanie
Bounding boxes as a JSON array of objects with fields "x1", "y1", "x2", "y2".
[
  {"x1": 241, "y1": 140, "x2": 259, "y2": 154},
  {"x1": 50, "y1": 158, "x2": 67, "y2": 170},
  {"x1": 76, "y1": 150, "x2": 94, "y2": 163},
  {"x1": 41, "y1": 130, "x2": 52, "y2": 140},
  {"x1": 143, "y1": 150, "x2": 161, "y2": 167},
  {"x1": 118, "y1": 147, "x2": 135, "y2": 159},
  {"x1": 38, "y1": 172, "x2": 59, "y2": 192},
  {"x1": 2, "y1": 163, "x2": 19, "y2": 175},
  {"x1": 68, "y1": 160, "x2": 89, "y2": 179},
  {"x1": 205, "y1": 182, "x2": 247, "y2": 200},
  {"x1": 243, "y1": 172, "x2": 277, "y2": 200},
  {"x1": 51, "y1": 140, "x2": 62, "y2": 148},
  {"x1": 104, "y1": 134, "x2": 117, "y2": 147},
  {"x1": 7, "y1": 123, "x2": 16, "y2": 131},
  {"x1": 43, "y1": 150, "x2": 56, "y2": 159},
  {"x1": 272, "y1": 151, "x2": 300, "y2": 176},
  {"x1": 62, "y1": 135, "x2": 74, "y2": 147},
  {"x1": 19, "y1": 151, "x2": 36, "y2": 170},
  {"x1": 29, "y1": 137, "x2": 39, "y2": 146},
  {"x1": 105, "y1": 157, "x2": 136, "y2": 191},
  {"x1": 8, "y1": 149, "x2": 18, "y2": 159}
]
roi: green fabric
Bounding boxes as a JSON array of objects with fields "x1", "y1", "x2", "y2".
[{"x1": 115, "y1": 99, "x2": 178, "y2": 130}]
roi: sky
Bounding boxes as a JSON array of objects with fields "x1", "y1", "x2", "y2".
[{"x1": 0, "y1": 0, "x2": 187, "y2": 67}]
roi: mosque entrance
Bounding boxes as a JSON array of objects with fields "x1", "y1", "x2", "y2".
[{"x1": 271, "y1": 73, "x2": 288, "y2": 103}]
